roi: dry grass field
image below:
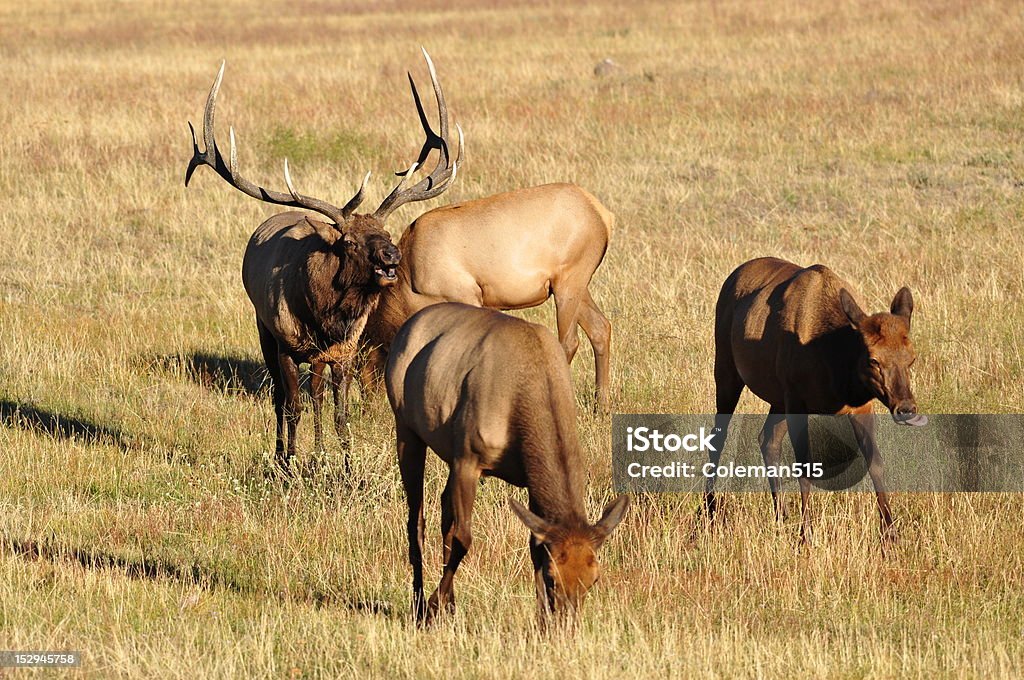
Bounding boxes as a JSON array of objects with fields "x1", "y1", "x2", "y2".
[{"x1": 1, "y1": 0, "x2": 1023, "y2": 677}]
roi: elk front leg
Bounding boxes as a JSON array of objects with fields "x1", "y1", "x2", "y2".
[
  {"x1": 785, "y1": 406, "x2": 813, "y2": 544},
  {"x1": 849, "y1": 412, "x2": 895, "y2": 540},
  {"x1": 396, "y1": 424, "x2": 428, "y2": 624},
  {"x1": 428, "y1": 458, "x2": 478, "y2": 623},
  {"x1": 358, "y1": 344, "x2": 388, "y2": 397},
  {"x1": 529, "y1": 497, "x2": 555, "y2": 624},
  {"x1": 705, "y1": 351, "x2": 743, "y2": 521},
  {"x1": 759, "y1": 410, "x2": 788, "y2": 522},
  {"x1": 329, "y1": 361, "x2": 352, "y2": 473},
  {"x1": 703, "y1": 412, "x2": 733, "y2": 521},
  {"x1": 310, "y1": 361, "x2": 326, "y2": 453}
]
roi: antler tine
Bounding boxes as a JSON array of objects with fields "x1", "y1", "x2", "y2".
[
  {"x1": 372, "y1": 48, "x2": 462, "y2": 221},
  {"x1": 398, "y1": 47, "x2": 448, "y2": 175},
  {"x1": 228, "y1": 126, "x2": 238, "y2": 175},
  {"x1": 283, "y1": 159, "x2": 299, "y2": 200},
  {"x1": 423, "y1": 46, "x2": 449, "y2": 143},
  {"x1": 203, "y1": 60, "x2": 225, "y2": 163},
  {"x1": 341, "y1": 171, "x2": 372, "y2": 219},
  {"x1": 399, "y1": 123, "x2": 463, "y2": 205},
  {"x1": 185, "y1": 122, "x2": 202, "y2": 186},
  {"x1": 373, "y1": 161, "x2": 421, "y2": 220},
  {"x1": 415, "y1": 123, "x2": 463, "y2": 202},
  {"x1": 184, "y1": 61, "x2": 356, "y2": 227}
]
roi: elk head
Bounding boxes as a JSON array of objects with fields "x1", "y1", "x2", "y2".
[
  {"x1": 509, "y1": 495, "x2": 629, "y2": 619},
  {"x1": 184, "y1": 48, "x2": 464, "y2": 289},
  {"x1": 839, "y1": 287, "x2": 926, "y2": 426}
]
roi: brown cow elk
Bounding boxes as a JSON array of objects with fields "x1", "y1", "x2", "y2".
[
  {"x1": 385, "y1": 303, "x2": 629, "y2": 624},
  {"x1": 184, "y1": 50, "x2": 463, "y2": 472},
  {"x1": 707, "y1": 257, "x2": 925, "y2": 541},
  {"x1": 349, "y1": 183, "x2": 615, "y2": 414}
]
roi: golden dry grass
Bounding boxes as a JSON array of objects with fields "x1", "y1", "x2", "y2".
[{"x1": 1, "y1": 0, "x2": 1023, "y2": 677}]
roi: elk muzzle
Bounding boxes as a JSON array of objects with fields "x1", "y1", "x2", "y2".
[
  {"x1": 891, "y1": 399, "x2": 927, "y2": 426},
  {"x1": 373, "y1": 243, "x2": 401, "y2": 286}
]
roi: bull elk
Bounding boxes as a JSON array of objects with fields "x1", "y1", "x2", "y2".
[
  {"x1": 706, "y1": 257, "x2": 925, "y2": 541},
  {"x1": 385, "y1": 303, "x2": 629, "y2": 624},
  {"x1": 351, "y1": 182, "x2": 615, "y2": 414},
  {"x1": 184, "y1": 49, "x2": 463, "y2": 471}
]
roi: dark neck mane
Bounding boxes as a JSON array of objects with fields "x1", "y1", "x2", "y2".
[
  {"x1": 833, "y1": 325, "x2": 874, "y2": 407},
  {"x1": 305, "y1": 251, "x2": 381, "y2": 346}
]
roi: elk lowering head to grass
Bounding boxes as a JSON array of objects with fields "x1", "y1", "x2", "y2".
[
  {"x1": 184, "y1": 50, "x2": 462, "y2": 472},
  {"x1": 355, "y1": 183, "x2": 615, "y2": 413},
  {"x1": 706, "y1": 257, "x2": 924, "y2": 542},
  {"x1": 385, "y1": 303, "x2": 628, "y2": 625}
]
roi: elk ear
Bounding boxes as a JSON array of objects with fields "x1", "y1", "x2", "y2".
[
  {"x1": 590, "y1": 495, "x2": 630, "y2": 548},
  {"x1": 839, "y1": 289, "x2": 866, "y2": 329},
  {"x1": 509, "y1": 497, "x2": 553, "y2": 543},
  {"x1": 891, "y1": 287, "x2": 913, "y2": 325},
  {"x1": 304, "y1": 216, "x2": 341, "y2": 245}
]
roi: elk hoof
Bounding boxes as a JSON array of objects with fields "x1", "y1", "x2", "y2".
[
  {"x1": 412, "y1": 594, "x2": 429, "y2": 627},
  {"x1": 423, "y1": 590, "x2": 455, "y2": 626},
  {"x1": 799, "y1": 522, "x2": 814, "y2": 547},
  {"x1": 701, "y1": 494, "x2": 727, "y2": 524},
  {"x1": 269, "y1": 453, "x2": 295, "y2": 481},
  {"x1": 424, "y1": 592, "x2": 441, "y2": 626}
]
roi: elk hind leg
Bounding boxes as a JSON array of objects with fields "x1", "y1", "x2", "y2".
[
  {"x1": 576, "y1": 290, "x2": 612, "y2": 414},
  {"x1": 428, "y1": 458, "x2": 478, "y2": 622},
  {"x1": 257, "y1": 321, "x2": 288, "y2": 471},
  {"x1": 397, "y1": 423, "x2": 428, "y2": 623},
  {"x1": 278, "y1": 352, "x2": 302, "y2": 472},
  {"x1": 552, "y1": 286, "x2": 583, "y2": 365}
]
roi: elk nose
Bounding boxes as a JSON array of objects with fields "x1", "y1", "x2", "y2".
[
  {"x1": 895, "y1": 401, "x2": 917, "y2": 416},
  {"x1": 382, "y1": 245, "x2": 401, "y2": 265}
]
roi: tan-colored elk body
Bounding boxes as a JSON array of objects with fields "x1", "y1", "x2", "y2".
[
  {"x1": 385, "y1": 303, "x2": 628, "y2": 624},
  {"x1": 185, "y1": 50, "x2": 462, "y2": 471},
  {"x1": 363, "y1": 183, "x2": 614, "y2": 413},
  {"x1": 708, "y1": 257, "x2": 923, "y2": 540}
]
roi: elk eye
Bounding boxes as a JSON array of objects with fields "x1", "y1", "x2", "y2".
[{"x1": 869, "y1": 358, "x2": 881, "y2": 368}]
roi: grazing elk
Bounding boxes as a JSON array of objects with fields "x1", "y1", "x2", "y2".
[
  {"x1": 706, "y1": 257, "x2": 925, "y2": 541},
  {"x1": 347, "y1": 183, "x2": 615, "y2": 414},
  {"x1": 184, "y1": 50, "x2": 463, "y2": 472},
  {"x1": 385, "y1": 303, "x2": 629, "y2": 624}
]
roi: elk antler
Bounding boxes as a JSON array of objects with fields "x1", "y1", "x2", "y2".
[
  {"x1": 372, "y1": 47, "x2": 465, "y2": 221},
  {"x1": 185, "y1": 61, "x2": 369, "y2": 226}
]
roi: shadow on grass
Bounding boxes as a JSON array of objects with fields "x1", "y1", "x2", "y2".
[
  {"x1": 0, "y1": 400, "x2": 137, "y2": 452},
  {"x1": 3, "y1": 537, "x2": 394, "y2": 617},
  {"x1": 148, "y1": 352, "x2": 269, "y2": 398}
]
